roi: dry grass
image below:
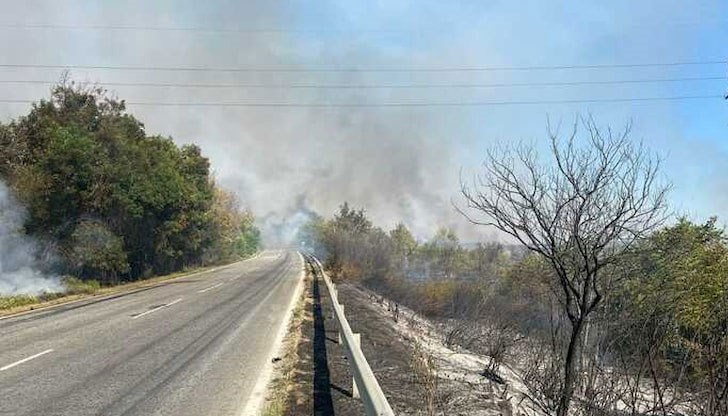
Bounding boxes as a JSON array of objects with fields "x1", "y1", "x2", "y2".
[
  {"x1": 261, "y1": 269, "x2": 312, "y2": 416},
  {"x1": 410, "y1": 340, "x2": 440, "y2": 416},
  {"x1": 0, "y1": 294, "x2": 39, "y2": 310}
]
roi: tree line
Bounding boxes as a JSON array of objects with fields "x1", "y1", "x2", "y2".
[
  {"x1": 301, "y1": 119, "x2": 727, "y2": 415},
  {"x1": 0, "y1": 82, "x2": 260, "y2": 285}
]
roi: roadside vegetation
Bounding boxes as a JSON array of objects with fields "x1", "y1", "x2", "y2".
[
  {"x1": 0, "y1": 263, "x2": 233, "y2": 317},
  {"x1": 0, "y1": 80, "x2": 260, "y2": 303},
  {"x1": 263, "y1": 263, "x2": 312, "y2": 416},
  {"x1": 302, "y1": 119, "x2": 728, "y2": 415}
]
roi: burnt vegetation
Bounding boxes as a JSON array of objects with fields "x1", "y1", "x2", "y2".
[{"x1": 302, "y1": 119, "x2": 728, "y2": 415}]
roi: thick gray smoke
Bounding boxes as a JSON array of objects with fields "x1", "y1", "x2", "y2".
[
  {"x1": 0, "y1": 1, "x2": 489, "y2": 247},
  {"x1": 201, "y1": 106, "x2": 472, "y2": 246},
  {"x1": 0, "y1": 1, "x2": 718, "y2": 247},
  {"x1": 0, "y1": 181, "x2": 62, "y2": 295}
]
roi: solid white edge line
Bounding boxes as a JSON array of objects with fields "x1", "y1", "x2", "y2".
[
  {"x1": 239, "y1": 251, "x2": 306, "y2": 416},
  {"x1": 197, "y1": 282, "x2": 224, "y2": 293},
  {"x1": 131, "y1": 297, "x2": 183, "y2": 319},
  {"x1": 0, "y1": 349, "x2": 54, "y2": 371}
]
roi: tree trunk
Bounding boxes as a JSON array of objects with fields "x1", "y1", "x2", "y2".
[{"x1": 557, "y1": 318, "x2": 585, "y2": 416}]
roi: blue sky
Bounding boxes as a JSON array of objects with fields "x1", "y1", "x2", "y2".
[{"x1": 0, "y1": 0, "x2": 726, "y2": 241}]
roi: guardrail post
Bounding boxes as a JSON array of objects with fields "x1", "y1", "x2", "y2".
[
  {"x1": 337, "y1": 305, "x2": 345, "y2": 344},
  {"x1": 352, "y1": 333, "x2": 361, "y2": 399}
]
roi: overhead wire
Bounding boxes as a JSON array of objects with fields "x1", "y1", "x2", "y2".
[
  {"x1": 0, "y1": 60, "x2": 726, "y2": 73},
  {"x1": 0, "y1": 75, "x2": 724, "y2": 89},
  {"x1": 0, "y1": 95, "x2": 721, "y2": 108},
  {"x1": 0, "y1": 23, "x2": 401, "y2": 34}
]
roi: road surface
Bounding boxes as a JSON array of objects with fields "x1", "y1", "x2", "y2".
[{"x1": 0, "y1": 250, "x2": 303, "y2": 416}]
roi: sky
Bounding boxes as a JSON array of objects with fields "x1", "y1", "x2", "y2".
[{"x1": 0, "y1": 0, "x2": 726, "y2": 243}]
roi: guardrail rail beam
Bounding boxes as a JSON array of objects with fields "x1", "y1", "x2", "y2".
[{"x1": 305, "y1": 253, "x2": 396, "y2": 416}]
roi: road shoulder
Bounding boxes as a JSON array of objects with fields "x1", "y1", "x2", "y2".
[{"x1": 259, "y1": 255, "x2": 313, "y2": 416}]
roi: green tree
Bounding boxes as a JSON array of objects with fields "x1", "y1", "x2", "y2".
[
  {"x1": 297, "y1": 212, "x2": 327, "y2": 256},
  {"x1": 390, "y1": 222, "x2": 417, "y2": 271},
  {"x1": 390, "y1": 223, "x2": 417, "y2": 257},
  {"x1": 235, "y1": 212, "x2": 261, "y2": 258},
  {"x1": 69, "y1": 220, "x2": 129, "y2": 284},
  {"x1": 611, "y1": 218, "x2": 728, "y2": 415},
  {"x1": 0, "y1": 82, "x2": 257, "y2": 282},
  {"x1": 423, "y1": 227, "x2": 464, "y2": 279}
]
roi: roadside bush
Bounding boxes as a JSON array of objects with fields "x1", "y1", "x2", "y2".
[
  {"x1": 417, "y1": 280, "x2": 461, "y2": 316},
  {"x1": 0, "y1": 294, "x2": 38, "y2": 310},
  {"x1": 69, "y1": 220, "x2": 129, "y2": 284},
  {"x1": 62, "y1": 276, "x2": 101, "y2": 294}
]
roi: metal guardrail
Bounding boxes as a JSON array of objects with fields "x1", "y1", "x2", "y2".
[{"x1": 307, "y1": 254, "x2": 395, "y2": 416}]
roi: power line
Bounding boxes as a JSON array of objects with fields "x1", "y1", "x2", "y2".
[
  {"x1": 0, "y1": 95, "x2": 721, "y2": 108},
  {"x1": 0, "y1": 75, "x2": 724, "y2": 89},
  {"x1": 0, "y1": 60, "x2": 725, "y2": 73},
  {"x1": 0, "y1": 23, "x2": 400, "y2": 34},
  {"x1": 3, "y1": 21, "x2": 727, "y2": 33}
]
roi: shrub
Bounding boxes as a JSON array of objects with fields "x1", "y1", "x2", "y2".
[
  {"x1": 0, "y1": 294, "x2": 38, "y2": 310},
  {"x1": 69, "y1": 220, "x2": 129, "y2": 284},
  {"x1": 62, "y1": 276, "x2": 101, "y2": 294}
]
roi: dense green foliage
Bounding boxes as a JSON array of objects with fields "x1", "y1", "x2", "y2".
[{"x1": 0, "y1": 83, "x2": 260, "y2": 284}]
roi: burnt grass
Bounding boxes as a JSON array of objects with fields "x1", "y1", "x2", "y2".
[
  {"x1": 293, "y1": 266, "x2": 480, "y2": 415},
  {"x1": 283, "y1": 267, "x2": 517, "y2": 415},
  {"x1": 284, "y1": 271, "x2": 431, "y2": 415},
  {"x1": 325, "y1": 283, "x2": 424, "y2": 415}
]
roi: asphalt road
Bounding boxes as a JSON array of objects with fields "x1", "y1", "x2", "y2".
[{"x1": 0, "y1": 250, "x2": 303, "y2": 416}]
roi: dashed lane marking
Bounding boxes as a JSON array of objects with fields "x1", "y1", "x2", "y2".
[
  {"x1": 131, "y1": 298, "x2": 183, "y2": 319},
  {"x1": 0, "y1": 349, "x2": 54, "y2": 372}
]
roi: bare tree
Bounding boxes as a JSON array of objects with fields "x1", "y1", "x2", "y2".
[{"x1": 458, "y1": 117, "x2": 670, "y2": 416}]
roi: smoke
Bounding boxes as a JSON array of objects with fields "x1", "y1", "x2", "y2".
[
  {"x1": 259, "y1": 194, "x2": 320, "y2": 247},
  {"x1": 119, "y1": 36, "x2": 483, "y2": 245},
  {"x1": 0, "y1": 1, "x2": 723, "y2": 247},
  {"x1": 203, "y1": 105, "x2": 471, "y2": 246},
  {"x1": 0, "y1": 181, "x2": 62, "y2": 295}
]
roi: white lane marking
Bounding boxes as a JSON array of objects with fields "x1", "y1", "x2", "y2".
[
  {"x1": 0, "y1": 349, "x2": 54, "y2": 372},
  {"x1": 197, "y1": 282, "x2": 224, "y2": 293},
  {"x1": 166, "y1": 298, "x2": 183, "y2": 307},
  {"x1": 131, "y1": 298, "x2": 183, "y2": 319}
]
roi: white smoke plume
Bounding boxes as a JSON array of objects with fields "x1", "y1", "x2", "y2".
[{"x1": 0, "y1": 181, "x2": 62, "y2": 296}]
